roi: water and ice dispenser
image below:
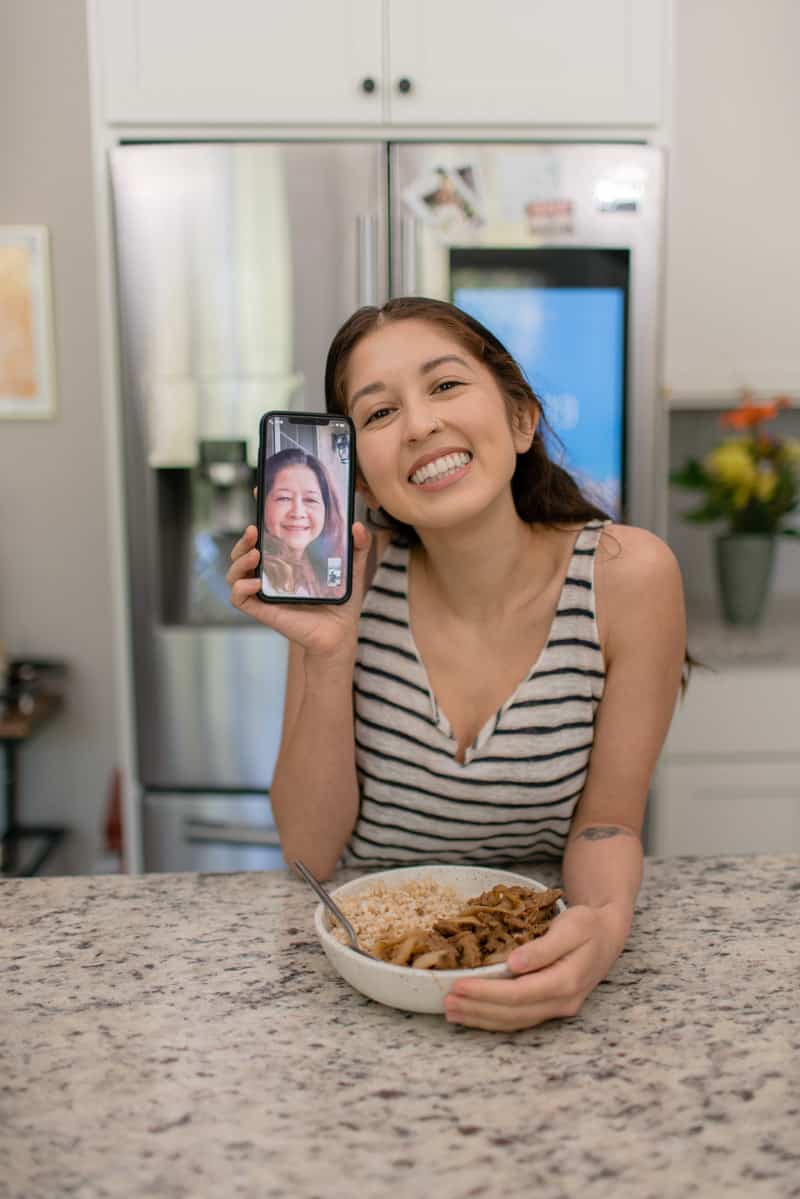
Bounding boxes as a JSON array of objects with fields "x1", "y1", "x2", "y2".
[{"x1": 156, "y1": 439, "x2": 256, "y2": 626}]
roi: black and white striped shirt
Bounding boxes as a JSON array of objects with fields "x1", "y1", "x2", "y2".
[{"x1": 342, "y1": 520, "x2": 609, "y2": 867}]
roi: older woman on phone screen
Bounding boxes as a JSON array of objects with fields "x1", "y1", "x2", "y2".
[
  {"x1": 228, "y1": 298, "x2": 687, "y2": 1032},
  {"x1": 260, "y1": 448, "x2": 345, "y2": 599}
]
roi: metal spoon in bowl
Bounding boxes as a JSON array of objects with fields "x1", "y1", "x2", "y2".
[{"x1": 292, "y1": 860, "x2": 375, "y2": 959}]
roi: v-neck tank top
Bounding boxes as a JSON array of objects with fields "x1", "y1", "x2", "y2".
[{"x1": 342, "y1": 519, "x2": 609, "y2": 867}]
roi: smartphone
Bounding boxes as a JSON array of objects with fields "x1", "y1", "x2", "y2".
[{"x1": 256, "y1": 411, "x2": 355, "y2": 605}]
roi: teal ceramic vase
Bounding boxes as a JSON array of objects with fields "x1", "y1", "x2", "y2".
[{"x1": 714, "y1": 533, "x2": 776, "y2": 626}]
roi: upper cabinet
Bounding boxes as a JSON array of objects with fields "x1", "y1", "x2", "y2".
[
  {"x1": 94, "y1": 0, "x2": 667, "y2": 127},
  {"x1": 96, "y1": 0, "x2": 385, "y2": 125},
  {"x1": 663, "y1": 0, "x2": 800, "y2": 401},
  {"x1": 386, "y1": 0, "x2": 665, "y2": 126}
]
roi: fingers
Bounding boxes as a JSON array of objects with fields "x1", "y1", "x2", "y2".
[
  {"x1": 228, "y1": 525, "x2": 265, "y2": 614},
  {"x1": 352, "y1": 520, "x2": 371, "y2": 552},
  {"x1": 229, "y1": 574, "x2": 262, "y2": 611},
  {"x1": 227, "y1": 547, "x2": 258, "y2": 583},
  {"x1": 227, "y1": 527, "x2": 259, "y2": 589},
  {"x1": 449, "y1": 954, "x2": 577, "y2": 1007},
  {"x1": 230, "y1": 525, "x2": 258, "y2": 562},
  {"x1": 228, "y1": 574, "x2": 293, "y2": 632},
  {"x1": 349, "y1": 522, "x2": 373, "y2": 601},
  {"x1": 444, "y1": 956, "x2": 587, "y2": 1030},
  {"x1": 444, "y1": 994, "x2": 574, "y2": 1032},
  {"x1": 227, "y1": 520, "x2": 370, "y2": 632},
  {"x1": 352, "y1": 521, "x2": 372, "y2": 573},
  {"x1": 506, "y1": 909, "x2": 591, "y2": 975},
  {"x1": 443, "y1": 908, "x2": 609, "y2": 1030}
]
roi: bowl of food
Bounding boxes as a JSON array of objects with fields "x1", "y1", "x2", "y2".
[{"x1": 313, "y1": 864, "x2": 566, "y2": 1014}]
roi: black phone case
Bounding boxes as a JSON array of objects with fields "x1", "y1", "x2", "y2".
[{"x1": 255, "y1": 410, "x2": 355, "y2": 605}]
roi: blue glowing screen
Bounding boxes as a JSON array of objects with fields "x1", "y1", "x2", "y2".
[{"x1": 453, "y1": 287, "x2": 625, "y2": 518}]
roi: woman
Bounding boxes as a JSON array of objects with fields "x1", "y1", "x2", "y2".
[
  {"x1": 260, "y1": 448, "x2": 345, "y2": 599},
  {"x1": 228, "y1": 298, "x2": 686, "y2": 1031}
]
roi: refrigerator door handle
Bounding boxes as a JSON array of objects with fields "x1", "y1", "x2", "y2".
[
  {"x1": 184, "y1": 818, "x2": 282, "y2": 848},
  {"x1": 356, "y1": 213, "x2": 379, "y2": 306},
  {"x1": 400, "y1": 215, "x2": 420, "y2": 296}
]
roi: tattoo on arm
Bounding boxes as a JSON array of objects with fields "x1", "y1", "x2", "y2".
[{"x1": 576, "y1": 825, "x2": 639, "y2": 842}]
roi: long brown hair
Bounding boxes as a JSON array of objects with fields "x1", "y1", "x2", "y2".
[{"x1": 325, "y1": 296, "x2": 609, "y2": 543}]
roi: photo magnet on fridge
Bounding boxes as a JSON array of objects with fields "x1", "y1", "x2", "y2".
[{"x1": 403, "y1": 164, "x2": 486, "y2": 234}]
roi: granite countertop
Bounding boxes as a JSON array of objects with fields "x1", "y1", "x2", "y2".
[{"x1": 2, "y1": 855, "x2": 799, "y2": 1199}]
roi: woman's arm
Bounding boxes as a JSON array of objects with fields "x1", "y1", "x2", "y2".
[
  {"x1": 561, "y1": 523, "x2": 687, "y2": 934},
  {"x1": 271, "y1": 530, "x2": 391, "y2": 877},
  {"x1": 560, "y1": 826, "x2": 642, "y2": 955},
  {"x1": 228, "y1": 522, "x2": 386, "y2": 879},
  {"x1": 444, "y1": 526, "x2": 686, "y2": 1030},
  {"x1": 268, "y1": 643, "x2": 361, "y2": 880}
]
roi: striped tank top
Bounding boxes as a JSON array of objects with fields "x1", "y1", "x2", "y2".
[{"x1": 342, "y1": 519, "x2": 609, "y2": 867}]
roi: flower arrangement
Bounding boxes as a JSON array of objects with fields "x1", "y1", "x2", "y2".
[{"x1": 671, "y1": 392, "x2": 800, "y2": 536}]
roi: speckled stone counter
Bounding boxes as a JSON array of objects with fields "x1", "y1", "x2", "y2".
[{"x1": 2, "y1": 856, "x2": 798, "y2": 1199}]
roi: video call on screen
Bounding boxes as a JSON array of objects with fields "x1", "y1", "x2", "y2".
[{"x1": 261, "y1": 416, "x2": 351, "y2": 600}]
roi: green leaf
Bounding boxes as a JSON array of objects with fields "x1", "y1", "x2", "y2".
[
  {"x1": 670, "y1": 459, "x2": 709, "y2": 489},
  {"x1": 684, "y1": 502, "x2": 725, "y2": 523}
]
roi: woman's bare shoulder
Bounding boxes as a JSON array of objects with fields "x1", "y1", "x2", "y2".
[
  {"x1": 597, "y1": 522, "x2": 681, "y2": 577},
  {"x1": 594, "y1": 523, "x2": 685, "y2": 647}
]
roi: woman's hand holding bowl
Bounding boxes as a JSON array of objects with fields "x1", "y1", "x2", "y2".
[
  {"x1": 227, "y1": 522, "x2": 372, "y2": 661},
  {"x1": 444, "y1": 902, "x2": 629, "y2": 1032}
]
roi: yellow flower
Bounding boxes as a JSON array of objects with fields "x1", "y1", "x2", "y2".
[
  {"x1": 779, "y1": 438, "x2": 800, "y2": 466},
  {"x1": 754, "y1": 466, "x2": 778, "y2": 503},
  {"x1": 704, "y1": 442, "x2": 757, "y2": 490}
]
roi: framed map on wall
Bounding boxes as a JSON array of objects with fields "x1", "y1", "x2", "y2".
[{"x1": 0, "y1": 226, "x2": 57, "y2": 419}]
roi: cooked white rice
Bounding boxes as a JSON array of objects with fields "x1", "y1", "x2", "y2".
[{"x1": 328, "y1": 879, "x2": 463, "y2": 955}]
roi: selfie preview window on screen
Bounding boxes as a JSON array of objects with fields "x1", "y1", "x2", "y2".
[{"x1": 452, "y1": 248, "x2": 629, "y2": 520}]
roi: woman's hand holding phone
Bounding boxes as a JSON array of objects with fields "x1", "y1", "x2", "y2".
[{"x1": 227, "y1": 521, "x2": 372, "y2": 661}]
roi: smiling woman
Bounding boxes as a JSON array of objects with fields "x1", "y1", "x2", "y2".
[
  {"x1": 227, "y1": 296, "x2": 688, "y2": 1032},
  {"x1": 259, "y1": 448, "x2": 344, "y2": 598}
]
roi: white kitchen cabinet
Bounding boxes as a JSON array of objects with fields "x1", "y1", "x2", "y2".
[
  {"x1": 386, "y1": 0, "x2": 666, "y2": 126},
  {"x1": 92, "y1": 0, "x2": 667, "y2": 127},
  {"x1": 650, "y1": 664, "x2": 800, "y2": 856},
  {"x1": 660, "y1": 665, "x2": 799, "y2": 760},
  {"x1": 651, "y1": 759, "x2": 800, "y2": 856},
  {"x1": 94, "y1": 0, "x2": 385, "y2": 124},
  {"x1": 663, "y1": 0, "x2": 800, "y2": 402}
]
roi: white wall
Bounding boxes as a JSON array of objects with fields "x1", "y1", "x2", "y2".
[{"x1": 0, "y1": 0, "x2": 117, "y2": 873}]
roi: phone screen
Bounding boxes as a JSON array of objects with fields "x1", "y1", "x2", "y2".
[{"x1": 257, "y1": 412, "x2": 354, "y2": 604}]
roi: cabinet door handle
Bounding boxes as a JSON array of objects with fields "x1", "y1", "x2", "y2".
[
  {"x1": 361, "y1": 77, "x2": 378, "y2": 94},
  {"x1": 396, "y1": 77, "x2": 413, "y2": 95}
]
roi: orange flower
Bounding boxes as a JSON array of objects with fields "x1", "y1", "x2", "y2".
[{"x1": 721, "y1": 390, "x2": 791, "y2": 431}]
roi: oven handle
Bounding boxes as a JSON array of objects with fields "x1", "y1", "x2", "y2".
[{"x1": 184, "y1": 819, "x2": 282, "y2": 848}]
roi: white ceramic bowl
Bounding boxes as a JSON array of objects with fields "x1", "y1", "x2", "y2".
[{"x1": 314, "y1": 864, "x2": 567, "y2": 1015}]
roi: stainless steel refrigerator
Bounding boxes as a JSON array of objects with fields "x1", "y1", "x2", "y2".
[{"x1": 109, "y1": 141, "x2": 663, "y2": 872}]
